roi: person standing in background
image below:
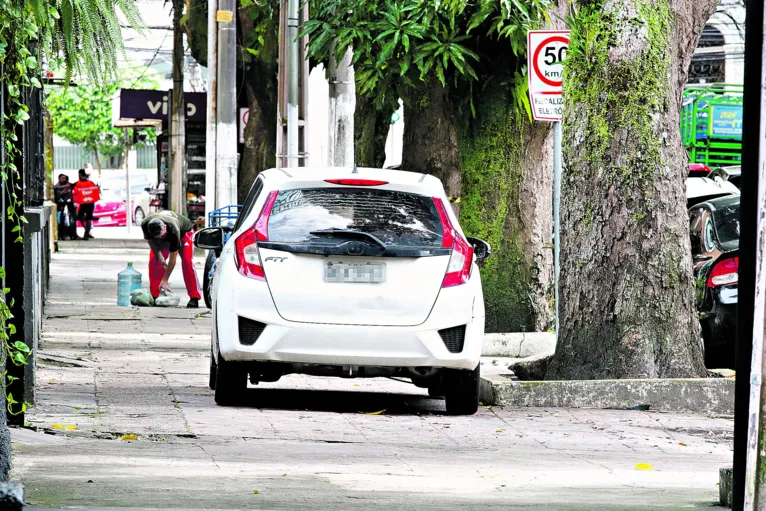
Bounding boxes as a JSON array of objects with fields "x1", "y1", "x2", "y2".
[
  {"x1": 53, "y1": 173, "x2": 78, "y2": 240},
  {"x1": 72, "y1": 168, "x2": 101, "y2": 240}
]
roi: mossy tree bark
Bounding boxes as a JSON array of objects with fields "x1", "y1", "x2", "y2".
[
  {"x1": 546, "y1": 0, "x2": 717, "y2": 379},
  {"x1": 458, "y1": 60, "x2": 554, "y2": 333},
  {"x1": 401, "y1": 81, "x2": 462, "y2": 210},
  {"x1": 354, "y1": 92, "x2": 390, "y2": 168}
]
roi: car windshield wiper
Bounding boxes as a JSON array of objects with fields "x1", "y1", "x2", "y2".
[{"x1": 309, "y1": 229, "x2": 387, "y2": 250}]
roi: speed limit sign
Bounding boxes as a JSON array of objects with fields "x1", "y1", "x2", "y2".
[{"x1": 527, "y1": 30, "x2": 570, "y2": 121}]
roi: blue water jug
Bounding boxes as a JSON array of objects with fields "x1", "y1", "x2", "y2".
[{"x1": 117, "y1": 262, "x2": 142, "y2": 306}]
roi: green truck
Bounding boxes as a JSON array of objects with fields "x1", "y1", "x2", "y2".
[{"x1": 681, "y1": 83, "x2": 743, "y2": 167}]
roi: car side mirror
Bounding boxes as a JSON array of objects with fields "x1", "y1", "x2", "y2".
[
  {"x1": 194, "y1": 227, "x2": 224, "y2": 251},
  {"x1": 466, "y1": 237, "x2": 491, "y2": 262},
  {"x1": 144, "y1": 187, "x2": 151, "y2": 192}
]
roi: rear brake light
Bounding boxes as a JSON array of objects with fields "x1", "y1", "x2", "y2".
[
  {"x1": 708, "y1": 256, "x2": 739, "y2": 287},
  {"x1": 235, "y1": 190, "x2": 279, "y2": 281},
  {"x1": 255, "y1": 191, "x2": 279, "y2": 241},
  {"x1": 324, "y1": 179, "x2": 389, "y2": 186},
  {"x1": 433, "y1": 197, "x2": 473, "y2": 288},
  {"x1": 235, "y1": 226, "x2": 264, "y2": 280}
]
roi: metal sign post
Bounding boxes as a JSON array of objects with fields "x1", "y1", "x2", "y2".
[{"x1": 528, "y1": 29, "x2": 569, "y2": 338}]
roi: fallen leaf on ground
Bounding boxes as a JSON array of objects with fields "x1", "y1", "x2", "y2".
[
  {"x1": 679, "y1": 442, "x2": 687, "y2": 446},
  {"x1": 64, "y1": 424, "x2": 77, "y2": 430},
  {"x1": 635, "y1": 463, "x2": 655, "y2": 471},
  {"x1": 496, "y1": 429, "x2": 504, "y2": 433},
  {"x1": 572, "y1": 421, "x2": 581, "y2": 425},
  {"x1": 48, "y1": 379, "x2": 55, "y2": 383},
  {"x1": 366, "y1": 409, "x2": 386, "y2": 415},
  {"x1": 282, "y1": 474, "x2": 288, "y2": 477},
  {"x1": 120, "y1": 434, "x2": 138, "y2": 441},
  {"x1": 252, "y1": 490, "x2": 260, "y2": 495},
  {"x1": 485, "y1": 405, "x2": 492, "y2": 410},
  {"x1": 353, "y1": 384, "x2": 360, "y2": 387},
  {"x1": 51, "y1": 423, "x2": 63, "y2": 429}
]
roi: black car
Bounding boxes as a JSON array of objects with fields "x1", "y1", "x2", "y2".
[
  {"x1": 709, "y1": 165, "x2": 742, "y2": 189},
  {"x1": 689, "y1": 195, "x2": 739, "y2": 369}
]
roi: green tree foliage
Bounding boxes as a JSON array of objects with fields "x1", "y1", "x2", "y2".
[
  {"x1": 45, "y1": 77, "x2": 158, "y2": 168},
  {"x1": 302, "y1": 0, "x2": 549, "y2": 114}
]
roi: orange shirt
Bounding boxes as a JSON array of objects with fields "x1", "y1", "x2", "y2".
[{"x1": 72, "y1": 179, "x2": 101, "y2": 204}]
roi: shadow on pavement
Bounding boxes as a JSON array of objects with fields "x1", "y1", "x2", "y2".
[{"x1": 226, "y1": 387, "x2": 447, "y2": 415}]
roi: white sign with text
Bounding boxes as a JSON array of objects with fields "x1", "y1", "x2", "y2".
[{"x1": 527, "y1": 30, "x2": 570, "y2": 122}]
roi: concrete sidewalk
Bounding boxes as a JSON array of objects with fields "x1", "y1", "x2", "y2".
[{"x1": 11, "y1": 250, "x2": 733, "y2": 510}]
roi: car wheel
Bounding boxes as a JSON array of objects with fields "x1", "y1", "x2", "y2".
[
  {"x1": 444, "y1": 365, "x2": 480, "y2": 415},
  {"x1": 133, "y1": 207, "x2": 145, "y2": 225},
  {"x1": 209, "y1": 347, "x2": 217, "y2": 390},
  {"x1": 203, "y1": 251, "x2": 216, "y2": 310},
  {"x1": 214, "y1": 355, "x2": 246, "y2": 406}
]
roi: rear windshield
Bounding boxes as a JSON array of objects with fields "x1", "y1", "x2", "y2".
[
  {"x1": 268, "y1": 188, "x2": 444, "y2": 247},
  {"x1": 715, "y1": 201, "x2": 740, "y2": 244}
]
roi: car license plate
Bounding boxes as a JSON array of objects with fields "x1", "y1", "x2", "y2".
[
  {"x1": 99, "y1": 216, "x2": 111, "y2": 224},
  {"x1": 323, "y1": 262, "x2": 386, "y2": 283}
]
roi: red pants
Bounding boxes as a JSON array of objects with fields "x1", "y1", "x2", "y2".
[{"x1": 148, "y1": 231, "x2": 202, "y2": 300}]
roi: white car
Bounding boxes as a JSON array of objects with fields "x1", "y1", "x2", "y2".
[{"x1": 195, "y1": 167, "x2": 491, "y2": 414}]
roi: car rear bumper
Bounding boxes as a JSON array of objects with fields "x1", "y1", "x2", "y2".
[
  {"x1": 701, "y1": 302, "x2": 737, "y2": 348},
  {"x1": 214, "y1": 264, "x2": 484, "y2": 371},
  {"x1": 93, "y1": 211, "x2": 126, "y2": 227}
]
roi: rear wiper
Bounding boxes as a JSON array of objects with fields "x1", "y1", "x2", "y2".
[{"x1": 309, "y1": 229, "x2": 387, "y2": 250}]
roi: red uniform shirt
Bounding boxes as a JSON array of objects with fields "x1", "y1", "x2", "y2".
[{"x1": 72, "y1": 179, "x2": 101, "y2": 204}]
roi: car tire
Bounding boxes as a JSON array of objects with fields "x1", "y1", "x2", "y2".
[
  {"x1": 444, "y1": 365, "x2": 480, "y2": 415},
  {"x1": 134, "y1": 207, "x2": 145, "y2": 225},
  {"x1": 209, "y1": 347, "x2": 217, "y2": 390},
  {"x1": 203, "y1": 251, "x2": 216, "y2": 310},
  {"x1": 214, "y1": 355, "x2": 246, "y2": 406}
]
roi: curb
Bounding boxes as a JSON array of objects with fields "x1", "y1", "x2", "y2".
[
  {"x1": 481, "y1": 376, "x2": 734, "y2": 415},
  {"x1": 482, "y1": 332, "x2": 555, "y2": 358}
]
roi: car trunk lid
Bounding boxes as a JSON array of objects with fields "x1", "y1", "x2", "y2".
[{"x1": 258, "y1": 186, "x2": 450, "y2": 326}]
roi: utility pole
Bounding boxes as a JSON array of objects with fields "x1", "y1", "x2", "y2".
[
  {"x1": 277, "y1": 0, "x2": 308, "y2": 168},
  {"x1": 204, "y1": 0, "x2": 218, "y2": 220},
  {"x1": 327, "y1": 38, "x2": 355, "y2": 167},
  {"x1": 169, "y1": 0, "x2": 186, "y2": 215},
  {"x1": 215, "y1": 2, "x2": 237, "y2": 207},
  {"x1": 123, "y1": 129, "x2": 134, "y2": 233},
  {"x1": 286, "y1": 0, "x2": 299, "y2": 167},
  {"x1": 738, "y1": 0, "x2": 765, "y2": 508}
]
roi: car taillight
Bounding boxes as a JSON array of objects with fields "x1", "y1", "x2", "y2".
[
  {"x1": 235, "y1": 191, "x2": 279, "y2": 281},
  {"x1": 708, "y1": 256, "x2": 739, "y2": 287},
  {"x1": 433, "y1": 197, "x2": 473, "y2": 288},
  {"x1": 324, "y1": 179, "x2": 389, "y2": 186}
]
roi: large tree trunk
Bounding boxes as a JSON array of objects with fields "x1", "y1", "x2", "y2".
[
  {"x1": 401, "y1": 81, "x2": 461, "y2": 210},
  {"x1": 547, "y1": 0, "x2": 717, "y2": 379},
  {"x1": 354, "y1": 92, "x2": 389, "y2": 168},
  {"x1": 459, "y1": 62, "x2": 554, "y2": 333},
  {"x1": 237, "y1": 11, "x2": 278, "y2": 203}
]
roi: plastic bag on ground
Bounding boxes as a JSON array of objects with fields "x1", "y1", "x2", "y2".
[
  {"x1": 155, "y1": 289, "x2": 180, "y2": 307},
  {"x1": 130, "y1": 288, "x2": 155, "y2": 307}
]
